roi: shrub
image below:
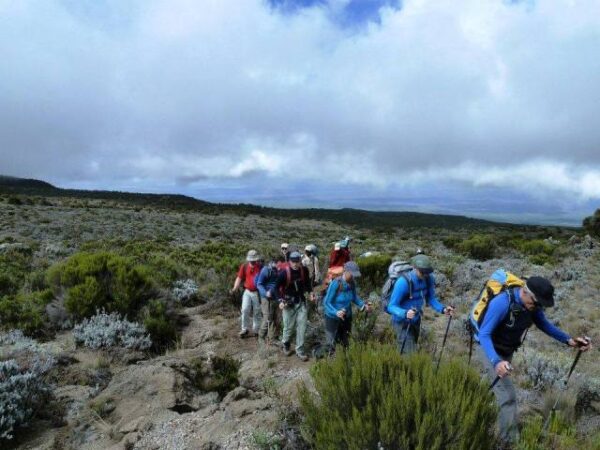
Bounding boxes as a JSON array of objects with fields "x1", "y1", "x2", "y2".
[
  {"x1": 299, "y1": 343, "x2": 497, "y2": 450},
  {"x1": 47, "y1": 252, "x2": 155, "y2": 319},
  {"x1": 0, "y1": 331, "x2": 56, "y2": 441},
  {"x1": 0, "y1": 290, "x2": 53, "y2": 337},
  {"x1": 508, "y1": 238, "x2": 556, "y2": 266},
  {"x1": 582, "y1": 209, "x2": 600, "y2": 238},
  {"x1": 143, "y1": 300, "x2": 177, "y2": 350},
  {"x1": 518, "y1": 349, "x2": 569, "y2": 391},
  {"x1": 6, "y1": 196, "x2": 22, "y2": 205},
  {"x1": 517, "y1": 413, "x2": 577, "y2": 450},
  {"x1": 357, "y1": 254, "x2": 392, "y2": 292},
  {"x1": 73, "y1": 311, "x2": 152, "y2": 351},
  {"x1": 193, "y1": 355, "x2": 240, "y2": 398},
  {"x1": 172, "y1": 279, "x2": 199, "y2": 305},
  {"x1": 456, "y1": 234, "x2": 496, "y2": 260}
]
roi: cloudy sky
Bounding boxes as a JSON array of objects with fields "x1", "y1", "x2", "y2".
[{"x1": 1, "y1": 0, "x2": 599, "y2": 225}]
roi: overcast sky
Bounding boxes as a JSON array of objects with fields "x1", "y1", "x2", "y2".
[{"x1": 1, "y1": 0, "x2": 599, "y2": 225}]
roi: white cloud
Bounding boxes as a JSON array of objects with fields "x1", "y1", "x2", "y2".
[{"x1": 0, "y1": 0, "x2": 599, "y2": 205}]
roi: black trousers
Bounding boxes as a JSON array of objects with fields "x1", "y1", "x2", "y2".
[{"x1": 325, "y1": 315, "x2": 352, "y2": 353}]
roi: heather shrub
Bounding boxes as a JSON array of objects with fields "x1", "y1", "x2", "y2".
[
  {"x1": 357, "y1": 254, "x2": 392, "y2": 292},
  {"x1": 299, "y1": 343, "x2": 497, "y2": 450},
  {"x1": 0, "y1": 290, "x2": 53, "y2": 337},
  {"x1": 455, "y1": 234, "x2": 496, "y2": 260},
  {"x1": 517, "y1": 413, "x2": 578, "y2": 450},
  {"x1": 508, "y1": 238, "x2": 556, "y2": 266},
  {"x1": 47, "y1": 252, "x2": 155, "y2": 319},
  {"x1": 582, "y1": 209, "x2": 600, "y2": 238},
  {"x1": 143, "y1": 299, "x2": 177, "y2": 350},
  {"x1": 73, "y1": 311, "x2": 152, "y2": 350}
]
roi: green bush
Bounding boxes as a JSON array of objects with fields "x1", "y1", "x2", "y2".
[
  {"x1": 517, "y1": 413, "x2": 579, "y2": 450},
  {"x1": 508, "y1": 238, "x2": 556, "y2": 266},
  {"x1": 582, "y1": 209, "x2": 600, "y2": 238},
  {"x1": 299, "y1": 343, "x2": 497, "y2": 450},
  {"x1": 0, "y1": 290, "x2": 53, "y2": 337},
  {"x1": 47, "y1": 252, "x2": 155, "y2": 320},
  {"x1": 143, "y1": 299, "x2": 177, "y2": 350},
  {"x1": 456, "y1": 234, "x2": 496, "y2": 260},
  {"x1": 357, "y1": 254, "x2": 392, "y2": 292}
]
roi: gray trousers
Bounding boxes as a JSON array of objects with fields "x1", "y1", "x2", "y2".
[
  {"x1": 476, "y1": 346, "x2": 518, "y2": 444},
  {"x1": 259, "y1": 298, "x2": 278, "y2": 340},
  {"x1": 393, "y1": 321, "x2": 418, "y2": 355},
  {"x1": 241, "y1": 289, "x2": 261, "y2": 333},
  {"x1": 282, "y1": 302, "x2": 307, "y2": 355}
]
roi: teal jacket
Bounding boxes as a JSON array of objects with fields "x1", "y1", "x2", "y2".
[{"x1": 323, "y1": 278, "x2": 365, "y2": 320}]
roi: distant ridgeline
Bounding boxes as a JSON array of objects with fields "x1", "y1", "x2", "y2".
[{"x1": 0, "y1": 175, "x2": 510, "y2": 230}]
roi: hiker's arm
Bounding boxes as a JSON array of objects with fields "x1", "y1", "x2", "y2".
[
  {"x1": 387, "y1": 277, "x2": 409, "y2": 319},
  {"x1": 351, "y1": 289, "x2": 365, "y2": 310},
  {"x1": 231, "y1": 276, "x2": 242, "y2": 293},
  {"x1": 274, "y1": 271, "x2": 287, "y2": 299},
  {"x1": 532, "y1": 310, "x2": 571, "y2": 344},
  {"x1": 478, "y1": 297, "x2": 510, "y2": 367},
  {"x1": 323, "y1": 281, "x2": 339, "y2": 317}
]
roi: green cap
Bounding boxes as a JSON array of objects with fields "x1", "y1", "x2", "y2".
[{"x1": 411, "y1": 254, "x2": 433, "y2": 273}]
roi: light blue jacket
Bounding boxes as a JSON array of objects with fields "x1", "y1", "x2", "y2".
[
  {"x1": 387, "y1": 270, "x2": 445, "y2": 324},
  {"x1": 323, "y1": 278, "x2": 365, "y2": 320}
]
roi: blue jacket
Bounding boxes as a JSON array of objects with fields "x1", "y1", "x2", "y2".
[
  {"x1": 476, "y1": 287, "x2": 571, "y2": 367},
  {"x1": 323, "y1": 278, "x2": 365, "y2": 320},
  {"x1": 387, "y1": 270, "x2": 445, "y2": 324},
  {"x1": 256, "y1": 266, "x2": 279, "y2": 299}
]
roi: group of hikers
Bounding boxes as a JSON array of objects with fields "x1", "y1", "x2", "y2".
[{"x1": 230, "y1": 239, "x2": 592, "y2": 447}]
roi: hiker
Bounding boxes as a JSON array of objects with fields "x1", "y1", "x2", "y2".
[
  {"x1": 302, "y1": 244, "x2": 321, "y2": 287},
  {"x1": 256, "y1": 258, "x2": 280, "y2": 347},
  {"x1": 329, "y1": 241, "x2": 350, "y2": 268},
  {"x1": 323, "y1": 261, "x2": 371, "y2": 354},
  {"x1": 387, "y1": 254, "x2": 454, "y2": 354},
  {"x1": 474, "y1": 275, "x2": 592, "y2": 445},
  {"x1": 280, "y1": 243, "x2": 291, "y2": 262},
  {"x1": 230, "y1": 250, "x2": 262, "y2": 338},
  {"x1": 275, "y1": 251, "x2": 315, "y2": 361}
]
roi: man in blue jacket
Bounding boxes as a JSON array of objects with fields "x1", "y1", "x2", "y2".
[
  {"x1": 387, "y1": 254, "x2": 454, "y2": 354},
  {"x1": 475, "y1": 275, "x2": 592, "y2": 445},
  {"x1": 256, "y1": 258, "x2": 280, "y2": 350},
  {"x1": 322, "y1": 261, "x2": 372, "y2": 355}
]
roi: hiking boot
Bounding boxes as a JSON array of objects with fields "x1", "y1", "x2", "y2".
[
  {"x1": 282, "y1": 342, "x2": 294, "y2": 356},
  {"x1": 239, "y1": 329, "x2": 249, "y2": 338},
  {"x1": 297, "y1": 353, "x2": 309, "y2": 362}
]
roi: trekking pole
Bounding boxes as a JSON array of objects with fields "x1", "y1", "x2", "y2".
[
  {"x1": 488, "y1": 363, "x2": 513, "y2": 391},
  {"x1": 400, "y1": 308, "x2": 417, "y2": 355},
  {"x1": 435, "y1": 313, "x2": 453, "y2": 372},
  {"x1": 540, "y1": 338, "x2": 589, "y2": 438}
]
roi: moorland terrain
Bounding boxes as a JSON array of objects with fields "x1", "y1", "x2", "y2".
[{"x1": 0, "y1": 176, "x2": 598, "y2": 450}]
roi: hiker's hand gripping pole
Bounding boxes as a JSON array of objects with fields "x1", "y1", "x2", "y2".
[
  {"x1": 400, "y1": 308, "x2": 418, "y2": 355},
  {"x1": 489, "y1": 362, "x2": 513, "y2": 391}
]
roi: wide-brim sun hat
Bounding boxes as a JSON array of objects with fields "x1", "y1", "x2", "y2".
[{"x1": 246, "y1": 249, "x2": 260, "y2": 262}]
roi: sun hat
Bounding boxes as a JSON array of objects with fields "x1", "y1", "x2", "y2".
[
  {"x1": 246, "y1": 249, "x2": 259, "y2": 262},
  {"x1": 343, "y1": 261, "x2": 361, "y2": 277},
  {"x1": 411, "y1": 254, "x2": 433, "y2": 274}
]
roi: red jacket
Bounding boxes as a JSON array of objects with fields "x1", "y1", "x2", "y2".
[
  {"x1": 237, "y1": 262, "x2": 261, "y2": 291},
  {"x1": 329, "y1": 249, "x2": 350, "y2": 268}
]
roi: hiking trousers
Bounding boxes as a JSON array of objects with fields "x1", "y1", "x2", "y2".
[
  {"x1": 476, "y1": 346, "x2": 518, "y2": 444},
  {"x1": 393, "y1": 321, "x2": 418, "y2": 355},
  {"x1": 241, "y1": 289, "x2": 261, "y2": 334},
  {"x1": 282, "y1": 302, "x2": 307, "y2": 355},
  {"x1": 259, "y1": 298, "x2": 278, "y2": 340},
  {"x1": 324, "y1": 315, "x2": 352, "y2": 354}
]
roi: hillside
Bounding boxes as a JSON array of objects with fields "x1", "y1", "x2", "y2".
[{"x1": 0, "y1": 175, "x2": 511, "y2": 230}]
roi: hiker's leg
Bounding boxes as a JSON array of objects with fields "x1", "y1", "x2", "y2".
[
  {"x1": 394, "y1": 322, "x2": 416, "y2": 354},
  {"x1": 250, "y1": 291, "x2": 261, "y2": 334},
  {"x1": 295, "y1": 303, "x2": 308, "y2": 355},
  {"x1": 477, "y1": 346, "x2": 518, "y2": 444},
  {"x1": 338, "y1": 317, "x2": 352, "y2": 348},
  {"x1": 324, "y1": 316, "x2": 340, "y2": 354},
  {"x1": 281, "y1": 305, "x2": 295, "y2": 346},
  {"x1": 259, "y1": 298, "x2": 270, "y2": 339},
  {"x1": 240, "y1": 289, "x2": 252, "y2": 332}
]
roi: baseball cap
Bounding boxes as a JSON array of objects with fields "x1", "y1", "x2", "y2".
[{"x1": 343, "y1": 261, "x2": 361, "y2": 277}]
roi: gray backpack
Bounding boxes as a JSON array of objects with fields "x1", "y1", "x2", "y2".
[{"x1": 381, "y1": 259, "x2": 437, "y2": 314}]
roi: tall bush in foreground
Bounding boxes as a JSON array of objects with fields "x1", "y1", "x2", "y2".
[{"x1": 299, "y1": 343, "x2": 497, "y2": 450}]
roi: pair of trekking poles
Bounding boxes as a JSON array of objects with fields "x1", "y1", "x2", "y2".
[{"x1": 399, "y1": 308, "x2": 453, "y2": 374}]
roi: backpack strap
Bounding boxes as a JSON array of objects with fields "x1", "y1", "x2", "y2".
[{"x1": 401, "y1": 272, "x2": 414, "y2": 299}]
